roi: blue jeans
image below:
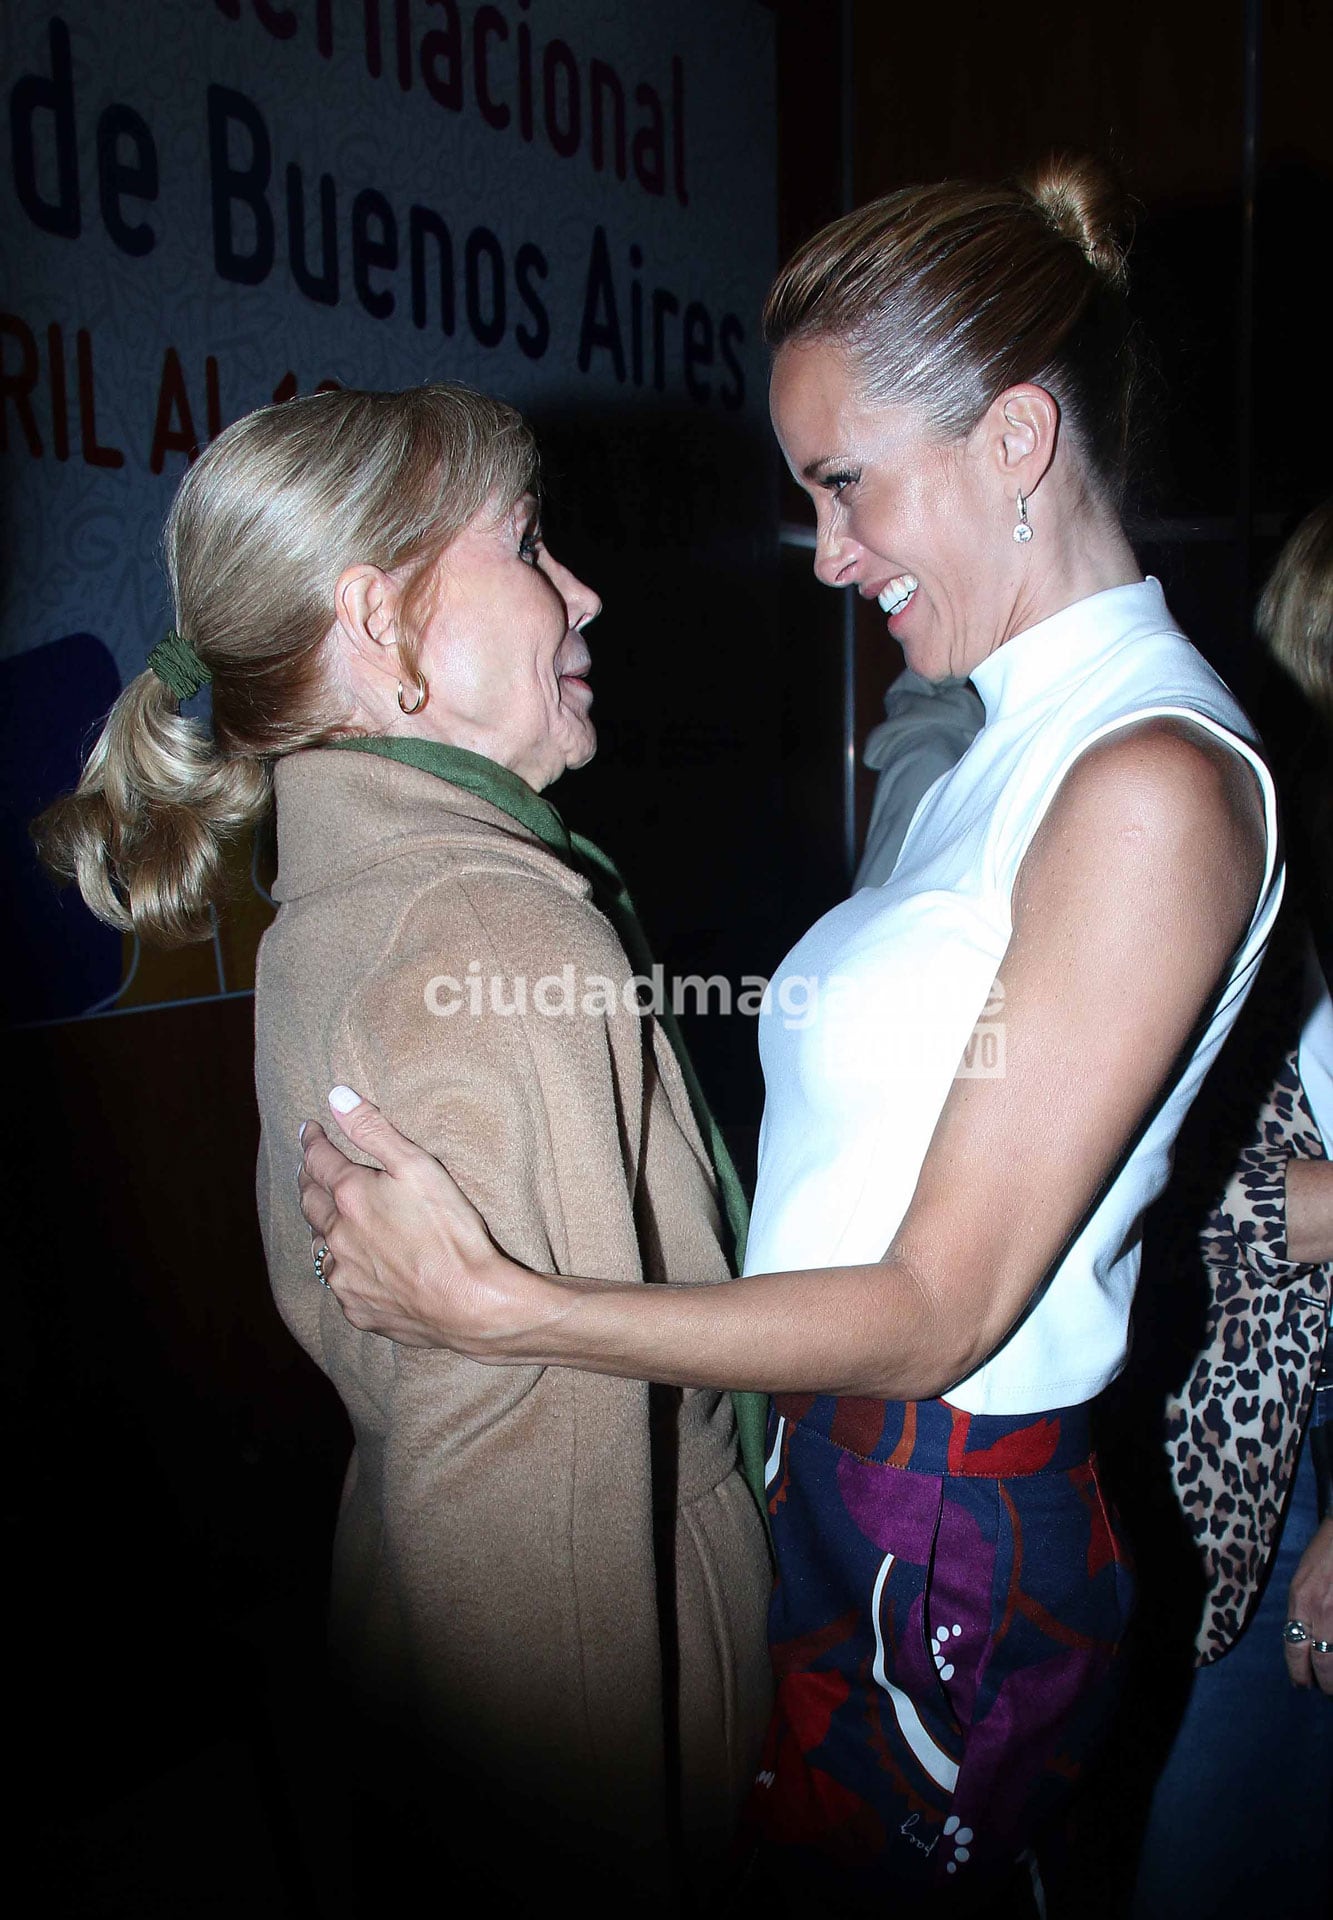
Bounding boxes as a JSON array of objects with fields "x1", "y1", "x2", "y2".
[{"x1": 1132, "y1": 1395, "x2": 1333, "y2": 1920}]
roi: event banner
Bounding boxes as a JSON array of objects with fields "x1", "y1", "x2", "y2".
[{"x1": 1, "y1": 0, "x2": 776, "y2": 1019}]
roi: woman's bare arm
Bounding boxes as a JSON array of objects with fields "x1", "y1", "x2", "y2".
[
  {"x1": 300, "y1": 722, "x2": 1266, "y2": 1397},
  {"x1": 1283, "y1": 1157, "x2": 1333, "y2": 1263}
]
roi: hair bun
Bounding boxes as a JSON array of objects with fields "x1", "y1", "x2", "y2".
[{"x1": 1018, "y1": 152, "x2": 1132, "y2": 291}]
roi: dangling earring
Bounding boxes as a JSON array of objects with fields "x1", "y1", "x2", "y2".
[
  {"x1": 397, "y1": 671, "x2": 427, "y2": 715},
  {"x1": 1013, "y1": 490, "x2": 1033, "y2": 544}
]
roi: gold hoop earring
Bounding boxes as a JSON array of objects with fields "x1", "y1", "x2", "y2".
[{"x1": 397, "y1": 672, "x2": 427, "y2": 715}]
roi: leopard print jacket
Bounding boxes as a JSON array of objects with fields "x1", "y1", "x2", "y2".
[{"x1": 1164, "y1": 1045, "x2": 1332, "y2": 1664}]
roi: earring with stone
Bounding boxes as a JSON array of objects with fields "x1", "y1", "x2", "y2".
[{"x1": 1013, "y1": 490, "x2": 1033, "y2": 544}]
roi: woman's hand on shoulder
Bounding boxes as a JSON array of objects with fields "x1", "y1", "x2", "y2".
[{"x1": 299, "y1": 1091, "x2": 565, "y2": 1355}]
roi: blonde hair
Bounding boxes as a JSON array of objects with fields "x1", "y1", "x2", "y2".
[
  {"x1": 35, "y1": 383, "x2": 537, "y2": 946},
  {"x1": 1257, "y1": 498, "x2": 1333, "y2": 728},
  {"x1": 764, "y1": 153, "x2": 1141, "y2": 502}
]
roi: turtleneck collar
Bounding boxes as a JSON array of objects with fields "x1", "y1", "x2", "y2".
[
  {"x1": 969, "y1": 577, "x2": 1173, "y2": 724},
  {"x1": 326, "y1": 735, "x2": 578, "y2": 863}
]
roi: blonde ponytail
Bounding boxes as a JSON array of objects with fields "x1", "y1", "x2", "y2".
[
  {"x1": 34, "y1": 667, "x2": 270, "y2": 947},
  {"x1": 34, "y1": 383, "x2": 537, "y2": 948}
]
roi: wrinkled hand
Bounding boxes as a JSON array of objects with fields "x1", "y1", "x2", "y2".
[
  {"x1": 1286, "y1": 1515, "x2": 1333, "y2": 1694},
  {"x1": 298, "y1": 1087, "x2": 545, "y2": 1352}
]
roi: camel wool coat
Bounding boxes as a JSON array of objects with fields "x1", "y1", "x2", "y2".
[{"x1": 254, "y1": 749, "x2": 772, "y2": 1894}]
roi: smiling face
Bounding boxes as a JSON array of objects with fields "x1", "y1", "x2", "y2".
[
  {"x1": 409, "y1": 493, "x2": 601, "y2": 791},
  {"x1": 769, "y1": 338, "x2": 1023, "y2": 681}
]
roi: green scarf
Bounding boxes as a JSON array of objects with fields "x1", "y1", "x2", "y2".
[{"x1": 328, "y1": 735, "x2": 770, "y2": 1519}]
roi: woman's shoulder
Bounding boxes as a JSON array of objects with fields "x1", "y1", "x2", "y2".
[
  {"x1": 311, "y1": 847, "x2": 636, "y2": 1047},
  {"x1": 262, "y1": 822, "x2": 632, "y2": 1025},
  {"x1": 1062, "y1": 713, "x2": 1265, "y2": 818},
  {"x1": 1041, "y1": 718, "x2": 1266, "y2": 863},
  {"x1": 404, "y1": 849, "x2": 630, "y2": 974}
]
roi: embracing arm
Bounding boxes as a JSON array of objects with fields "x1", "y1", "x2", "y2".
[{"x1": 303, "y1": 724, "x2": 1266, "y2": 1397}]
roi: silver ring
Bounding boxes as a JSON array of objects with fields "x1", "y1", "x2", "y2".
[
  {"x1": 312, "y1": 1243, "x2": 331, "y2": 1288},
  {"x1": 1283, "y1": 1618, "x2": 1312, "y2": 1644},
  {"x1": 1312, "y1": 1639, "x2": 1333, "y2": 1655}
]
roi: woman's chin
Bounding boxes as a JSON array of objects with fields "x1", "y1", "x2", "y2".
[
  {"x1": 566, "y1": 725, "x2": 598, "y2": 772},
  {"x1": 530, "y1": 725, "x2": 598, "y2": 790}
]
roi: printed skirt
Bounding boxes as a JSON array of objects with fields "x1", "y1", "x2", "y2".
[{"x1": 746, "y1": 1393, "x2": 1134, "y2": 1908}]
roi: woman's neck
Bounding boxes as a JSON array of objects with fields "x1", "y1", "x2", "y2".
[{"x1": 1001, "y1": 485, "x2": 1142, "y2": 648}]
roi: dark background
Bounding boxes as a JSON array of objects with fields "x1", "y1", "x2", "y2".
[{"x1": 11, "y1": 2, "x2": 1332, "y2": 1911}]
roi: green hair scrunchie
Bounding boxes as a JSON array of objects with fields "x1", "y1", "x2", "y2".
[{"x1": 147, "y1": 629, "x2": 212, "y2": 703}]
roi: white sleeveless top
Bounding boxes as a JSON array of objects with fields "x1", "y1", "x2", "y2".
[{"x1": 745, "y1": 579, "x2": 1283, "y2": 1414}]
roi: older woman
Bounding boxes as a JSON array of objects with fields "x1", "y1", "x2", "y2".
[
  {"x1": 35, "y1": 384, "x2": 773, "y2": 1909},
  {"x1": 297, "y1": 157, "x2": 1284, "y2": 1909}
]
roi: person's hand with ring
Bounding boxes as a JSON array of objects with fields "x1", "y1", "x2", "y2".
[
  {"x1": 298, "y1": 1091, "x2": 569, "y2": 1356},
  {"x1": 1284, "y1": 1515, "x2": 1333, "y2": 1693}
]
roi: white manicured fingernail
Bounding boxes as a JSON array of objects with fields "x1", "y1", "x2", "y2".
[
  {"x1": 329, "y1": 1085, "x2": 363, "y2": 1114},
  {"x1": 298, "y1": 1122, "x2": 307, "y2": 1143}
]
